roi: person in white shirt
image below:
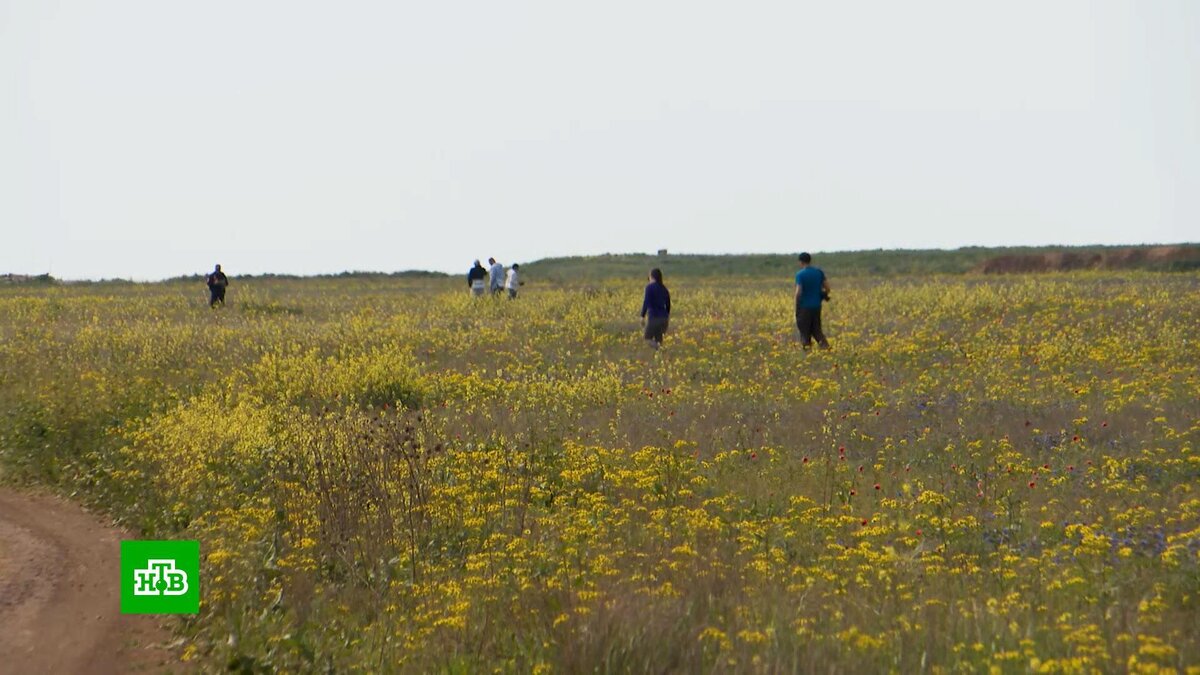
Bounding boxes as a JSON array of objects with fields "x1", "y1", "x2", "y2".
[
  {"x1": 505, "y1": 263, "x2": 521, "y2": 299},
  {"x1": 488, "y1": 257, "x2": 505, "y2": 295}
]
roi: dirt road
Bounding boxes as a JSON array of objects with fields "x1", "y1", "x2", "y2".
[{"x1": 0, "y1": 489, "x2": 179, "y2": 673}]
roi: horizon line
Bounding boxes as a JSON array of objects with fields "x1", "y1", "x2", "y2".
[{"x1": 7, "y1": 240, "x2": 1196, "y2": 283}]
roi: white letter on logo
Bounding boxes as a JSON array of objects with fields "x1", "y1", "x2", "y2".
[{"x1": 132, "y1": 559, "x2": 188, "y2": 597}]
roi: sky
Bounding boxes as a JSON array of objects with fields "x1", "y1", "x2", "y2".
[{"x1": 2, "y1": 0, "x2": 1198, "y2": 280}]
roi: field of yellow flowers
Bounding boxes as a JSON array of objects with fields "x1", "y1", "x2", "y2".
[{"x1": 1, "y1": 271, "x2": 1198, "y2": 672}]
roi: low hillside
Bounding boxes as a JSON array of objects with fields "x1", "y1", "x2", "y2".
[
  {"x1": 522, "y1": 244, "x2": 1200, "y2": 281},
  {"x1": 974, "y1": 245, "x2": 1200, "y2": 274}
]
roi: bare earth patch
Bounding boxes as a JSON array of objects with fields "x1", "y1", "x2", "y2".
[{"x1": 0, "y1": 489, "x2": 182, "y2": 673}]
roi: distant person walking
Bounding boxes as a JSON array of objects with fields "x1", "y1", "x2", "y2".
[
  {"x1": 488, "y1": 257, "x2": 505, "y2": 295},
  {"x1": 794, "y1": 252, "x2": 830, "y2": 349},
  {"x1": 467, "y1": 260, "x2": 487, "y2": 297},
  {"x1": 505, "y1": 263, "x2": 521, "y2": 299},
  {"x1": 206, "y1": 264, "x2": 229, "y2": 308},
  {"x1": 640, "y1": 268, "x2": 671, "y2": 349}
]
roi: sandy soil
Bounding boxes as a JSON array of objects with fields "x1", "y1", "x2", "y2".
[{"x1": 0, "y1": 489, "x2": 181, "y2": 673}]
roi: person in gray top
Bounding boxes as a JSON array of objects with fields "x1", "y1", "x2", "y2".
[{"x1": 487, "y1": 257, "x2": 505, "y2": 295}]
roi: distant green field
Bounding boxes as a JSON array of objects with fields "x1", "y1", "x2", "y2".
[{"x1": 521, "y1": 244, "x2": 1200, "y2": 282}]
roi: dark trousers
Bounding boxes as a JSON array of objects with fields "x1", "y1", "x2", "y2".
[
  {"x1": 644, "y1": 316, "x2": 669, "y2": 343},
  {"x1": 209, "y1": 286, "x2": 226, "y2": 307},
  {"x1": 795, "y1": 305, "x2": 828, "y2": 348}
]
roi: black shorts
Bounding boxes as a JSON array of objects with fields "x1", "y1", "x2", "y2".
[{"x1": 644, "y1": 316, "x2": 669, "y2": 342}]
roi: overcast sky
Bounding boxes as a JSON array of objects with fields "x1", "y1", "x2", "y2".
[{"x1": 3, "y1": 1, "x2": 1197, "y2": 279}]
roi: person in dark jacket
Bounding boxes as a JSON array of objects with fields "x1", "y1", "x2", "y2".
[
  {"x1": 206, "y1": 264, "x2": 229, "y2": 307},
  {"x1": 640, "y1": 268, "x2": 671, "y2": 348},
  {"x1": 467, "y1": 260, "x2": 487, "y2": 297}
]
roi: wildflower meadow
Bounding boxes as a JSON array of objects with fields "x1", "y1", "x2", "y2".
[{"x1": 1, "y1": 269, "x2": 1198, "y2": 672}]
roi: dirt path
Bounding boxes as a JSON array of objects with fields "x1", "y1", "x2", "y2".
[{"x1": 0, "y1": 489, "x2": 181, "y2": 673}]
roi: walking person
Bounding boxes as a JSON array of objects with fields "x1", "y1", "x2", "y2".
[
  {"x1": 794, "y1": 252, "x2": 830, "y2": 349},
  {"x1": 206, "y1": 264, "x2": 229, "y2": 308},
  {"x1": 467, "y1": 260, "x2": 488, "y2": 297},
  {"x1": 640, "y1": 268, "x2": 671, "y2": 349},
  {"x1": 504, "y1": 263, "x2": 521, "y2": 299},
  {"x1": 488, "y1": 257, "x2": 505, "y2": 296}
]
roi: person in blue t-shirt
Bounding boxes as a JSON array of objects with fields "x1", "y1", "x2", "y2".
[{"x1": 793, "y1": 252, "x2": 830, "y2": 349}]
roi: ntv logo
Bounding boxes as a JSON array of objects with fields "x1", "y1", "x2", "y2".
[
  {"x1": 121, "y1": 540, "x2": 200, "y2": 614},
  {"x1": 133, "y1": 559, "x2": 189, "y2": 596}
]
